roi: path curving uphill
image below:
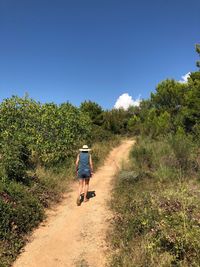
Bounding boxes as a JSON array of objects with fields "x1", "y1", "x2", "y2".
[{"x1": 13, "y1": 139, "x2": 134, "y2": 267}]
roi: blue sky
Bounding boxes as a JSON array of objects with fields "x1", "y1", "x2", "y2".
[{"x1": 0, "y1": 0, "x2": 200, "y2": 109}]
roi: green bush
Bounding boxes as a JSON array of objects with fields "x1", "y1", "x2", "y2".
[
  {"x1": 131, "y1": 140, "x2": 154, "y2": 170},
  {"x1": 0, "y1": 96, "x2": 92, "y2": 181},
  {"x1": 168, "y1": 128, "x2": 195, "y2": 171},
  {"x1": 88, "y1": 125, "x2": 112, "y2": 143},
  {"x1": 0, "y1": 181, "x2": 44, "y2": 239}
]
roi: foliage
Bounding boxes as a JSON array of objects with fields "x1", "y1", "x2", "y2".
[
  {"x1": 127, "y1": 114, "x2": 141, "y2": 134},
  {"x1": 130, "y1": 71, "x2": 200, "y2": 137},
  {"x1": 80, "y1": 100, "x2": 103, "y2": 126},
  {"x1": 108, "y1": 136, "x2": 200, "y2": 267},
  {"x1": 103, "y1": 108, "x2": 131, "y2": 134},
  {"x1": 0, "y1": 96, "x2": 92, "y2": 181},
  {"x1": 0, "y1": 180, "x2": 44, "y2": 266},
  {"x1": 88, "y1": 125, "x2": 113, "y2": 143},
  {"x1": 151, "y1": 80, "x2": 187, "y2": 112}
]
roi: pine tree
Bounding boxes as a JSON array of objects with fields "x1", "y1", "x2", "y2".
[{"x1": 195, "y1": 43, "x2": 200, "y2": 70}]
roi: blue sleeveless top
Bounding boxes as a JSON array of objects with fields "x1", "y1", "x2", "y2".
[{"x1": 78, "y1": 152, "x2": 91, "y2": 177}]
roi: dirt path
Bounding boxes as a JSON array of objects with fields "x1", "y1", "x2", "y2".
[{"x1": 13, "y1": 139, "x2": 134, "y2": 267}]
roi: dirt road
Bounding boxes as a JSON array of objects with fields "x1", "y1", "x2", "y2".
[{"x1": 13, "y1": 139, "x2": 134, "y2": 267}]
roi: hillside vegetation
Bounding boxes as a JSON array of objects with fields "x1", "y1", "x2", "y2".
[
  {"x1": 108, "y1": 69, "x2": 200, "y2": 266},
  {"x1": 0, "y1": 97, "x2": 133, "y2": 267}
]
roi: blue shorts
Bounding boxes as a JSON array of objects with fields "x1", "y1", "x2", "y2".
[{"x1": 78, "y1": 170, "x2": 91, "y2": 179}]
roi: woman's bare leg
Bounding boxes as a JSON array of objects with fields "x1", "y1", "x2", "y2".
[
  {"x1": 84, "y1": 178, "x2": 90, "y2": 201},
  {"x1": 78, "y1": 179, "x2": 84, "y2": 197},
  {"x1": 77, "y1": 179, "x2": 84, "y2": 205}
]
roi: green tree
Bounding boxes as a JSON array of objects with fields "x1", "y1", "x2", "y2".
[
  {"x1": 183, "y1": 72, "x2": 200, "y2": 131},
  {"x1": 80, "y1": 101, "x2": 103, "y2": 126},
  {"x1": 103, "y1": 108, "x2": 129, "y2": 134},
  {"x1": 151, "y1": 79, "x2": 187, "y2": 114},
  {"x1": 127, "y1": 115, "x2": 141, "y2": 134},
  {"x1": 0, "y1": 96, "x2": 92, "y2": 180},
  {"x1": 195, "y1": 43, "x2": 200, "y2": 70}
]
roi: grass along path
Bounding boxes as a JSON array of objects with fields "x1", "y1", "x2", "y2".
[{"x1": 13, "y1": 139, "x2": 134, "y2": 267}]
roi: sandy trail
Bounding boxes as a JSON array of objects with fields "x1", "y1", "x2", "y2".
[{"x1": 13, "y1": 139, "x2": 134, "y2": 267}]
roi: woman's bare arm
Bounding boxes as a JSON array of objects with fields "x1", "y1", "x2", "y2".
[
  {"x1": 76, "y1": 154, "x2": 80, "y2": 170},
  {"x1": 89, "y1": 154, "x2": 93, "y2": 173}
]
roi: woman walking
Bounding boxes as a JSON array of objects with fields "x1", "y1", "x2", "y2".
[{"x1": 76, "y1": 145, "x2": 93, "y2": 206}]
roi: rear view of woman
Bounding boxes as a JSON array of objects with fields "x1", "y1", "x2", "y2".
[{"x1": 76, "y1": 145, "x2": 93, "y2": 206}]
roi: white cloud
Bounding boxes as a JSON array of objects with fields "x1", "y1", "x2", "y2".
[
  {"x1": 114, "y1": 93, "x2": 141, "y2": 110},
  {"x1": 179, "y1": 72, "x2": 191, "y2": 83}
]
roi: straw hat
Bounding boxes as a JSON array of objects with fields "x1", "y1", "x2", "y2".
[{"x1": 79, "y1": 145, "x2": 91, "y2": 152}]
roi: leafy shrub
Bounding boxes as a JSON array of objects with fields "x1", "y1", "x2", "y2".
[
  {"x1": 168, "y1": 128, "x2": 195, "y2": 171},
  {"x1": 127, "y1": 115, "x2": 141, "y2": 135},
  {"x1": 0, "y1": 96, "x2": 93, "y2": 182},
  {"x1": 0, "y1": 181, "x2": 44, "y2": 239},
  {"x1": 143, "y1": 109, "x2": 171, "y2": 138},
  {"x1": 89, "y1": 125, "x2": 112, "y2": 143},
  {"x1": 131, "y1": 139, "x2": 154, "y2": 170}
]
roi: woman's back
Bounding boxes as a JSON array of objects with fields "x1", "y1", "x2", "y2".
[{"x1": 78, "y1": 152, "x2": 90, "y2": 177}]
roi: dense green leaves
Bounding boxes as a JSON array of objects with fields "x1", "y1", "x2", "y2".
[
  {"x1": 0, "y1": 96, "x2": 92, "y2": 180},
  {"x1": 151, "y1": 80, "x2": 186, "y2": 111},
  {"x1": 80, "y1": 100, "x2": 103, "y2": 126},
  {"x1": 129, "y1": 71, "x2": 200, "y2": 137}
]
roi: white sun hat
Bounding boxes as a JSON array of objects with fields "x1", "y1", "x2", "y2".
[{"x1": 79, "y1": 145, "x2": 91, "y2": 152}]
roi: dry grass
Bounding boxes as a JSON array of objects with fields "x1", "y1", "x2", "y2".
[{"x1": 108, "y1": 135, "x2": 200, "y2": 267}]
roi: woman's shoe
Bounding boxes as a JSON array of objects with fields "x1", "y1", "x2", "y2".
[{"x1": 76, "y1": 196, "x2": 81, "y2": 206}]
